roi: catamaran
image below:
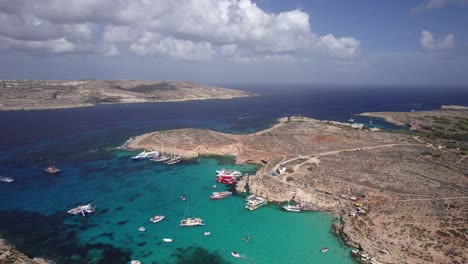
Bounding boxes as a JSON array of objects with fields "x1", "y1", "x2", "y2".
[
  {"x1": 245, "y1": 195, "x2": 268, "y2": 211},
  {"x1": 210, "y1": 191, "x2": 232, "y2": 200},
  {"x1": 0, "y1": 176, "x2": 14, "y2": 183},
  {"x1": 131, "y1": 150, "x2": 159, "y2": 160},
  {"x1": 180, "y1": 196, "x2": 204, "y2": 227},
  {"x1": 67, "y1": 203, "x2": 95, "y2": 216}
]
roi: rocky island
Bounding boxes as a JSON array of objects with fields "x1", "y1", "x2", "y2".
[
  {"x1": 127, "y1": 111, "x2": 468, "y2": 264},
  {"x1": 0, "y1": 80, "x2": 255, "y2": 111}
]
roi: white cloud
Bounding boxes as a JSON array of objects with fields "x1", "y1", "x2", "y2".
[
  {"x1": 411, "y1": 0, "x2": 468, "y2": 13},
  {"x1": 0, "y1": 36, "x2": 83, "y2": 54},
  {"x1": 0, "y1": 0, "x2": 360, "y2": 61},
  {"x1": 420, "y1": 30, "x2": 454, "y2": 51}
]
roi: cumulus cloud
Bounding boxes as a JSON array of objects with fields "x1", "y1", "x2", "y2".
[
  {"x1": 420, "y1": 30, "x2": 454, "y2": 51},
  {"x1": 0, "y1": 0, "x2": 360, "y2": 62}
]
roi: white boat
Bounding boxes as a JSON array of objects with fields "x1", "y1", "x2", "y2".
[
  {"x1": 150, "y1": 215, "x2": 165, "y2": 223},
  {"x1": 204, "y1": 232, "x2": 211, "y2": 236},
  {"x1": 67, "y1": 203, "x2": 96, "y2": 216},
  {"x1": 210, "y1": 191, "x2": 232, "y2": 200},
  {"x1": 130, "y1": 260, "x2": 141, "y2": 264},
  {"x1": 164, "y1": 156, "x2": 182, "y2": 165},
  {"x1": 131, "y1": 150, "x2": 159, "y2": 160},
  {"x1": 321, "y1": 247, "x2": 329, "y2": 253},
  {"x1": 216, "y1": 168, "x2": 242, "y2": 177},
  {"x1": 283, "y1": 201, "x2": 302, "y2": 212},
  {"x1": 0, "y1": 176, "x2": 14, "y2": 183},
  {"x1": 245, "y1": 195, "x2": 268, "y2": 211},
  {"x1": 180, "y1": 196, "x2": 204, "y2": 227},
  {"x1": 151, "y1": 154, "x2": 170, "y2": 162},
  {"x1": 163, "y1": 238, "x2": 173, "y2": 243},
  {"x1": 138, "y1": 226, "x2": 146, "y2": 232},
  {"x1": 348, "y1": 113, "x2": 354, "y2": 123},
  {"x1": 231, "y1": 251, "x2": 240, "y2": 258}
]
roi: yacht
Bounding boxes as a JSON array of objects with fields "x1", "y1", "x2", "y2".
[
  {"x1": 164, "y1": 156, "x2": 182, "y2": 165},
  {"x1": 216, "y1": 168, "x2": 242, "y2": 177},
  {"x1": 131, "y1": 150, "x2": 159, "y2": 160},
  {"x1": 0, "y1": 176, "x2": 14, "y2": 183},
  {"x1": 45, "y1": 158, "x2": 61, "y2": 174},
  {"x1": 283, "y1": 200, "x2": 302, "y2": 212},
  {"x1": 67, "y1": 203, "x2": 95, "y2": 216},
  {"x1": 180, "y1": 196, "x2": 204, "y2": 227},
  {"x1": 210, "y1": 191, "x2": 232, "y2": 200},
  {"x1": 151, "y1": 154, "x2": 170, "y2": 162},
  {"x1": 245, "y1": 195, "x2": 268, "y2": 211},
  {"x1": 150, "y1": 215, "x2": 165, "y2": 223}
]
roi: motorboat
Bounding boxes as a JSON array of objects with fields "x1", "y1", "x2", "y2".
[
  {"x1": 245, "y1": 195, "x2": 268, "y2": 211},
  {"x1": 231, "y1": 251, "x2": 240, "y2": 258},
  {"x1": 216, "y1": 168, "x2": 242, "y2": 177},
  {"x1": 210, "y1": 191, "x2": 232, "y2": 200},
  {"x1": 283, "y1": 203, "x2": 302, "y2": 212},
  {"x1": 138, "y1": 226, "x2": 146, "y2": 232},
  {"x1": 131, "y1": 150, "x2": 159, "y2": 160},
  {"x1": 321, "y1": 247, "x2": 329, "y2": 253},
  {"x1": 67, "y1": 203, "x2": 95, "y2": 216},
  {"x1": 180, "y1": 196, "x2": 204, "y2": 227},
  {"x1": 212, "y1": 184, "x2": 216, "y2": 189},
  {"x1": 0, "y1": 176, "x2": 14, "y2": 183},
  {"x1": 150, "y1": 215, "x2": 165, "y2": 223},
  {"x1": 130, "y1": 260, "x2": 141, "y2": 264},
  {"x1": 163, "y1": 238, "x2": 173, "y2": 243},
  {"x1": 204, "y1": 232, "x2": 211, "y2": 236},
  {"x1": 180, "y1": 196, "x2": 186, "y2": 201}
]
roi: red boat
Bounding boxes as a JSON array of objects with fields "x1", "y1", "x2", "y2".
[
  {"x1": 210, "y1": 191, "x2": 232, "y2": 200},
  {"x1": 216, "y1": 175, "x2": 236, "y2": 185}
]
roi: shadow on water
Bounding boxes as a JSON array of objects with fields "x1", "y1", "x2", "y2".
[
  {"x1": 171, "y1": 246, "x2": 229, "y2": 264},
  {"x1": 0, "y1": 210, "x2": 131, "y2": 264}
]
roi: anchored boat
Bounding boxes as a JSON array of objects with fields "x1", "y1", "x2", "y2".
[
  {"x1": 180, "y1": 196, "x2": 204, "y2": 227},
  {"x1": 131, "y1": 150, "x2": 159, "y2": 160},
  {"x1": 210, "y1": 191, "x2": 232, "y2": 200},
  {"x1": 150, "y1": 215, "x2": 165, "y2": 223},
  {"x1": 245, "y1": 195, "x2": 268, "y2": 211},
  {"x1": 67, "y1": 203, "x2": 95, "y2": 216}
]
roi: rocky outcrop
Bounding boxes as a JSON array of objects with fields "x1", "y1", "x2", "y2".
[{"x1": 0, "y1": 238, "x2": 53, "y2": 264}]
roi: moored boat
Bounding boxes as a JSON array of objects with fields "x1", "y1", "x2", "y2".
[
  {"x1": 0, "y1": 176, "x2": 14, "y2": 183},
  {"x1": 210, "y1": 191, "x2": 232, "y2": 200},
  {"x1": 216, "y1": 175, "x2": 236, "y2": 185},
  {"x1": 204, "y1": 231, "x2": 211, "y2": 236},
  {"x1": 164, "y1": 156, "x2": 182, "y2": 165},
  {"x1": 320, "y1": 247, "x2": 329, "y2": 253},
  {"x1": 163, "y1": 238, "x2": 173, "y2": 243},
  {"x1": 67, "y1": 203, "x2": 96, "y2": 216},
  {"x1": 180, "y1": 195, "x2": 204, "y2": 227},
  {"x1": 245, "y1": 195, "x2": 268, "y2": 211},
  {"x1": 138, "y1": 226, "x2": 146, "y2": 232},
  {"x1": 216, "y1": 168, "x2": 242, "y2": 177},
  {"x1": 45, "y1": 158, "x2": 61, "y2": 174},
  {"x1": 151, "y1": 154, "x2": 170, "y2": 162},
  {"x1": 150, "y1": 215, "x2": 165, "y2": 223},
  {"x1": 131, "y1": 150, "x2": 159, "y2": 160},
  {"x1": 283, "y1": 204, "x2": 302, "y2": 212}
]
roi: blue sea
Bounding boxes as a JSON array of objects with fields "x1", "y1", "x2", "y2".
[{"x1": 0, "y1": 86, "x2": 467, "y2": 264}]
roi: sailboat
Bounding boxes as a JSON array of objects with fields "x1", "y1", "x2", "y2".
[
  {"x1": 152, "y1": 143, "x2": 170, "y2": 162},
  {"x1": 180, "y1": 195, "x2": 204, "y2": 227},
  {"x1": 45, "y1": 158, "x2": 61, "y2": 174},
  {"x1": 369, "y1": 116, "x2": 373, "y2": 124},
  {"x1": 348, "y1": 113, "x2": 354, "y2": 123},
  {"x1": 164, "y1": 148, "x2": 182, "y2": 165}
]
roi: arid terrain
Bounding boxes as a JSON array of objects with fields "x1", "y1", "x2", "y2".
[
  {"x1": 0, "y1": 80, "x2": 254, "y2": 110},
  {"x1": 128, "y1": 112, "x2": 468, "y2": 264},
  {"x1": 0, "y1": 238, "x2": 51, "y2": 264}
]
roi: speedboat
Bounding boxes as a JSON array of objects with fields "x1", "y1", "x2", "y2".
[
  {"x1": 131, "y1": 150, "x2": 159, "y2": 160},
  {"x1": 180, "y1": 196, "x2": 186, "y2": 201},
  {"x1": 212, "y1": 184, "x2": 217, "y2": 189},
  {"x1": 216, "y1": 168, "x2": 242, "y2": 177},
  {"x1": 130, "y1": 260, "x2": 141, "y2": 264},
  {"x1": 67, "y1": 203, "x2": 96, "y2": 216},
  {"x1": 320, "y1": 247, "x2": 329, "y2": 253},
  {"x1": 163, "y1": 238, "x2": 173, "y2": 243},
  {"x1": 150, "y1": 215, "x2": 165, "y2": 223},
  {"x1": 210, "y1": 191, "x2": 232, "y2": 200},
  {"x1": 138, "y1": 226, "x2": 146, "y2": 232},
  {"x1": 0, "y1": 176, "x2": 14, "y2": 183},
  {"x1": 231, "y1": 251, "x2": 240, "y2": 258}
]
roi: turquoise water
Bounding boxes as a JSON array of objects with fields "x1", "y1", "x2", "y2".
[{"x1": 0, "y1": 150, "x2": 355, "y2": 263}]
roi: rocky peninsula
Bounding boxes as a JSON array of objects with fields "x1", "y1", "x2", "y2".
[
  {"x1": 127, "y1": 113, "x2": 468, "y2": 264},
  {"x1": 0, "y1": 80, "x2": 254, "y2": 111},
  {"x1": 0, "y1": 238, "x2": 52, "y2": 264}
]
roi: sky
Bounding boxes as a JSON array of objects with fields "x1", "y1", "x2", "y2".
[{"x1": 0, "y1": 0, "x2": 467, "y2": 86}]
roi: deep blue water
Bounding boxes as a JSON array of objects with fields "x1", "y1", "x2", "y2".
[{"x1": 0, "y1": 86, "x2": 467, "y2": 263}]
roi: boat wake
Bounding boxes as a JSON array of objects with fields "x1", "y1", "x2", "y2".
[{"x1": 238, "y1": 255, "x2": 256, "y2": 264}]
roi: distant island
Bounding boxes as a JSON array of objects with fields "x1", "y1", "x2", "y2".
[
  {"x1": 127, "y1": 110, "x2": 467, "y2": 264},
  {"x1": 0, "y1": 80, "x2": 255, "y2": 111}
]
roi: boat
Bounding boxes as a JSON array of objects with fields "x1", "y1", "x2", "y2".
[
  {"x1": 210, "y1": 191, "x2": 232, "y2": 200},
  {"x1": 164, "y1": 156, "x2": 182, "y2": 165},
  {"x1": 131, "y1": 150, "x2": 159, "y2": 160},
  {"x1": 283, "y1": 201, "x2": 302, "y2": 212},
  {"x1": 231, "y1": 251, "x2": 240, "y2": 258},
  {"x1": 348, "y1": 113, "x2": 354, "y2": 123},
  {"x1": 67, "y1": 203, "x2": 96, "y2": 216},
  {"x1": 204, "y1": 232, "x2": 211, "y2": 236},
  {"x1": 0, "y1": 176, "x2": 14, "y2": 183},
  {"x1": 130, "y1": 260, "x2": 141, "y2": 264},
  {"x1": 212, "y1": 184, "x2": 216, "y2": 189},
  {"x1": 45, "y1": 158, "x2": 61, "y2": 174},
  {"x1": 151, "y1": 154, "x2": 170, "y2": 162},
  {"x1": 180, "y1": 196, "x2": 186, "y2": 201},
  {"x1": 216, "y1": 168, "x2": 242, "y2": 177},
  {"x1": 150, "y1": 215, "x2": 165, "y2": 223},
  {"x1": 138, "y1": 226, "x2": 146, "y2": 232},
  {"x1": 163, "y1": 238, "x2": 173, "y2": 243},
  {"x1": 180, "y1": 196, "x2": 204, "y2": 227},
  {"x1": 321, "y1": 247, "x2": 329, "y2": 253},
  {"x1": 245, "y1": 195, "x2": 268, "y2": 211},
  {"x1": 216, "y1": 175, "x2": 237, "y2": 185}
]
